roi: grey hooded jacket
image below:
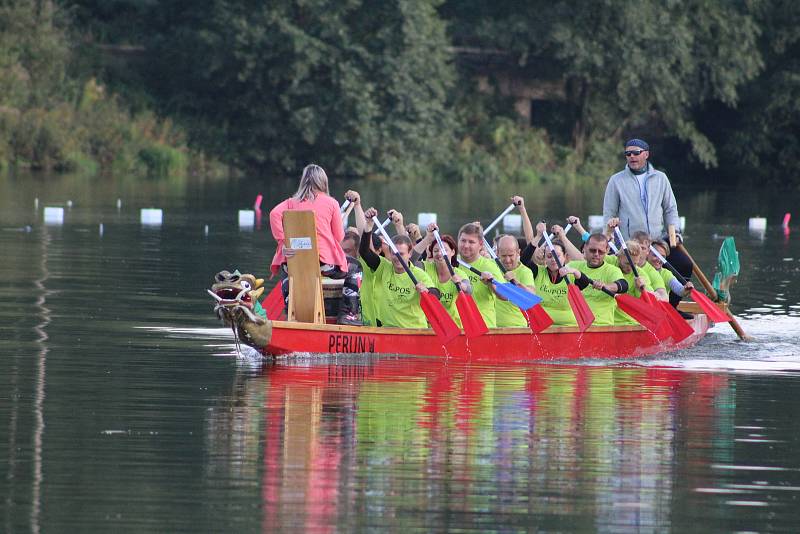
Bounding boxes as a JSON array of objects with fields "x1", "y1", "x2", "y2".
[{"x1": 602, "y1": 163, "x2": 681, "y2": 240}]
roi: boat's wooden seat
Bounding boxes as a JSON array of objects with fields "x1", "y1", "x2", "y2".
[{"x1": 282, "y1": 210, "x2": 325, "y2": 324}]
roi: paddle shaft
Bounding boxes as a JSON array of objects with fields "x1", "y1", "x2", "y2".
[
  {"x1": 432, "y1": 230, "x2": 462, "y2": 293},
  {"x1": 541, "y1": 232, "x2": 572, "y2": 285},
  {"x1": 536, "y1": 223, "x2": 573, "y2": 248},
  {"x1": 666, "y1": 225, "x2": 716, "y2": 299},
  {"x1": 666, "y1": 226, "x2": 751, "y2": 341},
  {"x1": 613, "y1": 228, "x2": 646, "y2": 291},
  {"x1": 483, "y1": 204, "x2": 516, "y2": 235},
  {"x1": 649, "y1": 245, "x2": 689, "y2": 285},
  {"x1": 480, "y1": 235, "x2": 527, "y2": 289},
  {"x1": 372, "y1": 217, "x2": 420, "y2": 285},
  {"x1": 583, "y1": 276, "x2": 617, "y2": 298},
  {"x1": 678, "y1": 244, "x2": 718, "y2": 300}
]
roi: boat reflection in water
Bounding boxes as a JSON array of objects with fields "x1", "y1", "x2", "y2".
[{"x1": 205, "y1": 357, "x2": 733, "y2": 532}]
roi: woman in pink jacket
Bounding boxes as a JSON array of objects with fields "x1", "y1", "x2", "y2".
[{"x1": 270, "y1": 164, "x2": 361, "y2": 325}]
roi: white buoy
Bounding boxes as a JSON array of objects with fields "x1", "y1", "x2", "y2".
[
  {"x1": 66, "y1": 200, "x2": 73, "y2": 208},
  {"x1": 238, "y1": 209, "x2": 255, "y2": 228},
  {"x1": 116, "y1": 198, "x2": 122, "y2": 209},
  {"x1": 588, "y1": 215, "x2": 604, "y2": 230},
  {"x1": 417, "y1": 212, "x2": 437, "y2": 228},
  {"x1": 140, "y1": 208, "x2": 163, "y2": 226},
  {"x1": 34, "y1": 198, "x2": 39, "y2": 210},
  {"x1": 502, "y1": 214, "x2": 522, "y2": 233},
  {"x1": 99, "y1": 223, "x2": 104, "y2": 236},
  {"x1": 204, "y1": 224, "x2": 209, "y2": 236},
  {"x1": 43, "y1": 207, "x2": 64, "y2": 225},
  {"x1": 748, "y1": 217, "x2": 767, "y2": 231}
]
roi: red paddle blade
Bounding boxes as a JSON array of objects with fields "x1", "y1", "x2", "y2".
[
  {"x1": 420, "y1": 292, "x2": 461, "y2": 345},
  {"x1": 615, "y1": 294, "x2": 665, "y2": 334},
  {"x1": 455, "y1": 293, "x2": 489, "y2": 338},
  {"x1": 640, "y1": 290, "x2": 658, "y2": 305},
  {"x1": 690, "y1": 289, "x2": 731, "y2": 323},
  {"x1": 264, "y1": 284, "x2": 285, "y2": 320},
  {"x1": 524, "y1": 304, "x2": 554, "y2": 334},
  {"x1": 567, "y1": 284, "x2": 595, "y2": 332},
  {"x1": 659, "y1": 301, "x2": 694, "y2": 343}
]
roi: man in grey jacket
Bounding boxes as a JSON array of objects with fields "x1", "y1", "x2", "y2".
[
  {"x1": 603, "y1": 138, "x2": 681, "y2": 241},
  {"x1": 603, "y1": 138, "x2": 693, "y2": 313}
]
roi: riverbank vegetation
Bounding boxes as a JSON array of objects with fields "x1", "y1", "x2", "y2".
[{"x1": 2, "y1": 1, "x2": 798, "y2": 184}]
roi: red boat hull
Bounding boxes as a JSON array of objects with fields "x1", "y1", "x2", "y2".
[{"x1": 262, "y1": 315, "x2": 709, "y2": 362}]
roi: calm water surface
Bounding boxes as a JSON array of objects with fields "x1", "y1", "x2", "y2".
[{"x1": 2, "y1": 173, "x2": 800, "y2": 532}]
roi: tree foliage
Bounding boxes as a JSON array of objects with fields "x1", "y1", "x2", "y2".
[
  {"x1": 718, "y1": 0, "x2": 800, "y2": 184},
  {"x1": 442, "y1": 0, "x2": 764, "y2": 167},
  {"x1": 18, "y1": 0, "x2": 800, "y2": 184},
  {"x1": 128, "y1": 0, "x2": 457, "y2": 177}
]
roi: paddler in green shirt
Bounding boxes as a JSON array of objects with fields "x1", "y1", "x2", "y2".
[
  {"x1": 613, "y1": 241, "x2": 654, "y2": 325},
  {"x1": 347, "y1": 190, "x2": 380, "y2": 326},
  {"x1": 566, "y1": 234, "x2": 628, "y2": 326},
  {"x1": 358, "y1": 208, "x2": 439, "y2": 329},
  {"x1": 494, "y1": 235, "x2": 536, "y2": 327},
  {"x1": 605, "y1": 221, "x2": 670, "y2": 302},
  {"x1": 521, "y1": 239, "x2": 587, "y2": 326},
  {"x1": 420, "y1": 229, "x2": 471, "y2": 327},
  {"x1": 648, "y1": 240, "x2": 695, "y2": 302},
  {"x1": 453, "y1": 223, "x2": 506, "y2": 328}
]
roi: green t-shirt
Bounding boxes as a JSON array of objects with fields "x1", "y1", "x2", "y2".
[
  {"x1": 358, "y1": 256, "x2": 377, "y2": 326},
  {"x1": 566, "y1": 260, "x2": 624, "y2": 326},
  {"x1": 495, "y1": 263, "x2": 534, "y2": 327},
  {"x1": 657, "y1": 265, "x2": 676, "y2": 288},
  {"x1": 532, "y1": 265, "x2": 577, "y2": 327},
  {"x1": 640, "y1": 262, "x2": 666, "y2": 292},
  {"x1": 373, "y1": 256, "x2": 434, "y2": 328},
  {"x1": 454, "y1": 255, "x2": 505, "y2": 328},
  {"x1": 604, "y1": 255, "x2": 664, "y2": 290},
  {"x1": 614, "y1": 270, "x2": 654, "y2": 325},
  {"x1": 424, "y1": 260, "x2": 461, "y2": 327}
]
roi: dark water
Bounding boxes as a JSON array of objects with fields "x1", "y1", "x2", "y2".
[{"x1": 2, "y1": 173, "x2": 800, "y2": 532}]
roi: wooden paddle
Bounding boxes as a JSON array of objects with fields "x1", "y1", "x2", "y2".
[
  {"x1": 372, "y1": 217, "x2": 460, "y2": 345},
  {"x1": 648, "y1": 244, "x2": 730, "y2": 324},
  {"x1": 668, "y1": 225, "x2": 751, "y2": 340},
  {"x1": 432, "y1": 231, "x2": 489, "y2": 338},
  {"x1": 541, "y1": 232, "x2": 595, "y2": 332},
  {"x1": 478, "y1": 235, "x2": 553, "y2": 332}
]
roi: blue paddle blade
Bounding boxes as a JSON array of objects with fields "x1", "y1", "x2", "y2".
[{"x1": 492, "y1": 281, "x2": 542, "y2": 310}]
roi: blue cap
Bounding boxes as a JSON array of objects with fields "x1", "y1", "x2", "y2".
[{"x1": 625, "y1": 138, "x2": 649, "y2": 151}]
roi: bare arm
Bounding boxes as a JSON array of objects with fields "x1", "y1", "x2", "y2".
[{"x1": 513, "y1": 195, "x2": 535, "y2": 244}]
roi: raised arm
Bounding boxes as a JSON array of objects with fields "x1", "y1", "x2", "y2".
[
  {"x1": 387, "y1": 209, "x2": 408, "y2": 236},
  {"x1": 358, "y1": 207, "x2": 382, "y2": 271},
  {"x1": 346, "y1": 190, "x2": 367, "y2": 233},
  {"x1": 513, "y1": 195, "x2": 535, "y2": 244},
  {"x1": 552, "y1": 224, "x2": 582, "y2": 261},
  {"x1": 413, "y1": 222, "x2": 438, "y2": 256}
]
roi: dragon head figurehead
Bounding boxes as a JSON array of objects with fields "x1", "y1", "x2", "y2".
[{"x1": 208, "y1": 270, "x2": 272, "y2": 349}]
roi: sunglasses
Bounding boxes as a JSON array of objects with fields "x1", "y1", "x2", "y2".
[{"x1": 623, "y1": 149, "x2": 646, "y2": 157}]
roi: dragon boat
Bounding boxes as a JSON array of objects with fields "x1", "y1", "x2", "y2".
[
  {"x1": 208, "y1": 211, "x2": 744, "y2": 362},
  {"x1": 208, "y1": 268, "x2": 710, "y2": 362}
]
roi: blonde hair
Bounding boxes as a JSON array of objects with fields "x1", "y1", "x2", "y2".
[
  {"x1": 618, "y1": 240, "x2": 642, "y2": 258},
  {"x1": 293, "y1": 164, "x2": 330, "y2": 201}
]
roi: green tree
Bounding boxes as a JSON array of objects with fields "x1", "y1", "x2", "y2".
[
  {"x1": 442, "y1": 0, "x2": 764, "y2": 167},
  {"x1": 719, "y1": 0, "x2": 800, "y2": 184},
  {"x1": 134, "y1": 0, "x2": 456, "y2": 176}
]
